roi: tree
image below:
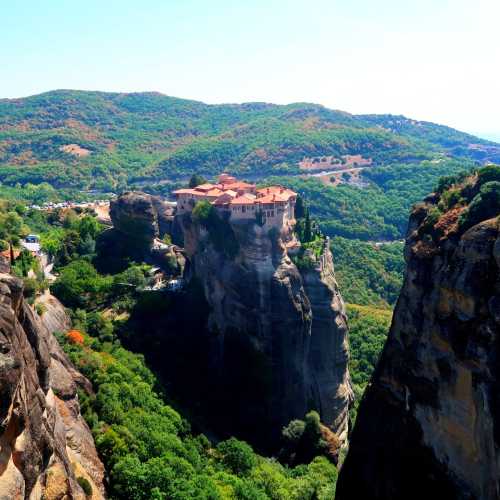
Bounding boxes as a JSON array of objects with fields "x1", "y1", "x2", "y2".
[
  {"x1": 78, "y1": 234, "x2": 96, "y2": 257},
  {"x1": 112, "y1": 265, "x2": 147, "y2": 295},
  {"x1": 217, "y1": 438, "x2": 257, "y2": 475},
  {"x1": 0, "y1": 210, "x2": 28, "y2": 247},
  {"x1": 304, "y1": 207, "x2": 312, "y2": 242},
  {"x1": 78, "y1": 215, "x2": 102, "y2": 239},
  {"x1": 295, "y1": 195, "x2": 306, "y2": 219},
  {"x1": 13, "y1": 249, "x2": 36, "y2": 277},
  {"x1": 460, "y1": 181, "x2": 500, "y2": 230},
  {"x1": 189, "y1": 174, "x2": 207, "y2": 188},
  {"x1": 477, "y1": 165, "x2": 500, "y2": 185},
  {"x1": 41, "y1": 228, "x2": 64, "y2": 258},
  {"x1": 282, "y1": 419, "x2": 306, "y2": 446},
  {"x1": 51, "y1": 260, "x2": 111, "y2": 308}
]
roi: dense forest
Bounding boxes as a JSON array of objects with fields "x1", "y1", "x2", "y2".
[{"x1": 331, "y1": 237, "x2": 404, "y2": 307}]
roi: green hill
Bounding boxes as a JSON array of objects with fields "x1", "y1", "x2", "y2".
[{"x1": 1, "y1": 90, "x2": 498, "y2": 190}]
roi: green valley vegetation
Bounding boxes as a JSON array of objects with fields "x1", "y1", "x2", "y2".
[
  {"x1": 0, "y1": 90, "x2": 498, "y2": 192},
  {"x1": 347, "y1": 304, "x2": 393, "y2": 422},
  {"x1": 331, "y1": 237, "x2": 404, "y2": 308},
  {"x1": 57, "y1": 326, "x2": 339, "y2": 499}
]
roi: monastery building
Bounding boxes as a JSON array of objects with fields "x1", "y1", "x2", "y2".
[{"x1": 173, "y1": 173, "x2": 297, "y2": 228}]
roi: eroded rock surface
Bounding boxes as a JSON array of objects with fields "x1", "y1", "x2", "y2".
[{"x1": 0, "y1": 262, "x2": 105, "y2": 499}]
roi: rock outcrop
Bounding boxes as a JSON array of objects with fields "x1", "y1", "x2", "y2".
[
  {"x1": 177, "y1": 211, "x2": 352, "y2": 450},
  {"x1": 96, "y1": 191, "x2": 177, "y2": 273},
  {"x1": 337, "y1": 171, "x2": 500, "y2": 499},
  {"x1": 109, "y1": 191, "x2": 172, "y2": 246},
  {"x1": 0, "y1": 260, "x2": 105, "y2": 499}
]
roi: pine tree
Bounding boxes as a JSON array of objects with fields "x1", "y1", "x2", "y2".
[
  {"x1": 304, "y1": 207, "x2": 312, "y2": 242},
  {"x1": 189, "y1": 174, "x2": 206, "y2": 188},
  {"x1": 295, "y1": 195, "x2": 305, "y2": 219}
]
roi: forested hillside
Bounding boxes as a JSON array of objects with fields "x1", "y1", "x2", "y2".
[{"x1": 1, "y1": 90, "x2": 499, "y2": 191}]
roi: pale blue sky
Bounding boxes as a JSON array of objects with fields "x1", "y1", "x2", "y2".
[{"x1": 2, "y1": 0, "x2": 499, "y2": 140}]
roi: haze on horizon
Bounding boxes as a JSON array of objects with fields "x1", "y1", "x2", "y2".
[{"x1": 2, "y1": 0, "x2": 499, "y2": 142}]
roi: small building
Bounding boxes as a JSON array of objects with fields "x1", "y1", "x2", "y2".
[{"x1": 21, "y1": 235, "x2": 41, "y2": 255}]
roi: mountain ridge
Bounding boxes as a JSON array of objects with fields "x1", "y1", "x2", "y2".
[{"x1": 1, "y1": 89, "x2": 499, "y2": 190}]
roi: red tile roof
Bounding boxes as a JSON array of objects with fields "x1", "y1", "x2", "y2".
[
  {"x1": 205, "y1": 188, "x2": 224, "y2": 196},
  {"x1": 231, "y1": 193, "x2": 257, "y2": 205},
  {"x1": 256, "y1": 193, "x2": 290, "y2": 204},
  {"x1": 224, "y1": 181, "x2": 255, "y2": 191},
  {"x1": 213, "y1": 190, "x2": 238, "y2": 205},
  {"x1": 256, "y1": 186, "x2": 295, "y2": 197},
  {"x1": 194, "y1": 183, "x2": 218, "y2": 192},
  {"x1": 173, "y1": 176, "x2": 296, "y2": 207}
]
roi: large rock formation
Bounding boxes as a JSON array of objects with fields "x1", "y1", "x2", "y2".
[
  {"x1": 177, "y1": 211, "x2": 352, "y2": 450},
  {"x1": 109, "y1": 191, "x2": 173, "y2": 245},
  {"x1": 0, "y1": 259, "x2": 105, "y2": 499},
  {"x1": 96, "y1": 191, "x2": 176, "y2": 272},
  {"x1": 337, "y1": 171, "x2": 500, "y2": 499}
]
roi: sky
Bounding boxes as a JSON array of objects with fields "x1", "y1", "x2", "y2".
[{"x1": 2, "y1": 0, "x2": 499, "y2": 141}]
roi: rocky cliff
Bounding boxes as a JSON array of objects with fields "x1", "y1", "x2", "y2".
[
  {"x1": 177, "y1": 209, "x2": 352, "y2": 450},
  {"x1": 0, "y1": 259, "x2": 105, "y2": 499},
  {"x1": 300, "y1": 240, "x2": 352, "y2": 445},
  {"x1": 337, "y1": 167, "x2": 500, "y2": 499}
]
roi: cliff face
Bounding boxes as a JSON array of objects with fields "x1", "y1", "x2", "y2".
[
  {"x1": 337, "y1": 178, "x2": 500, "y2": 499},
  {"x1": 178, "y1": 213, "x2": 352, "y2": 449},
  {"x1": 0, "y1": 261, "x2": 105, "y2": 499},
  {"x1": 301, "y1": 241, "x2": 352, "y2": 445}
]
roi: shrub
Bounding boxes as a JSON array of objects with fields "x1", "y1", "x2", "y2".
[
  {"x1": 35, "y1": 303, "x2": 47, "y2": 316},
  {"x1": 191, "y1": 200, "x2": 212, "y2": 224},
  {"x1": 460, "y1": 181, "x2": 500, "y2": 230},
  {"x1": 12, "y1": 249, "x2": 37, "y2": 278},
  {"x1": 189, "y1": 174, "x2": 207, "y2": 188},
  {"x1": 420, "y1": 207, "x2": 442, "y2": 233},
  {"x1": 280, "y1": 411, "x2": 335, "y2": 465},
  {"x1": 282, "y1": 419, "x2": 306, "y2": 445},
  {"x1": 217, "y1": 438, "x2": 257, "y2": 475},
  {"x1": 193, "y1": 201, "x2": 239, "y2": 258},
  {"x1": 77, "y1": 476, "x2": 93, "y2": 496},
  {"x1": 66, "y1": 329, "x2": 85, "y2": 345},
  {"x1": 477, "y1": 165, "x2": 500, "y2": 186},
  {"x1": 51, "y1": 260, "x2": 111, "y2": 308},
  {"x1": 440, "y1": 188, "x2": 463, "y2": 210}
]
